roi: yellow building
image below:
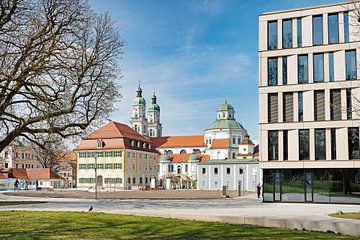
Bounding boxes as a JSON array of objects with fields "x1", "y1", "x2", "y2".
[{"x1": 75, "y1": 121, "x2": 158, "y2": 190}]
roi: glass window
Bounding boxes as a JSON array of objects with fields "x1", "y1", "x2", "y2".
[
  {"x1": 315, "y1": 129, "x2": 326, "y2": 160},
  {"x1": 348, "y1": 127, "x2": 360, "y2": 159},
  {"x1": 313, "y1": 53, "x2": 324, "y2": 82},
  {"x1": 268, "y1": 21, "x2": 278, "y2": 50},
  {"x1": 268, "y1": 131, "x2": 278, "y2": 161},
  {"x1": 226, "y1": 167, "x2": 231, "y2": 175},
  {"x1": 202, "y1": 168, "x2": 206, "y2": 174},
  {"x1": 298, "y1": 55, "x2": 308, "y2": 83},
  {"x1": 346, "y1": 50, "x2": 357, "y2": 80},
  {"x1": 79, "y1": 164, "x2": 86, "y2": 169},
  {"x1": 298, "y1": 92, "x2": 303, "y2": 121},
  {"x1": 105, "y1": 163, "x2": 113, "y2": 169},
  {"x1": 347, "y1": 89, "x2": 352, "y2": 120},
  {"x1": 283, "y1": 92, "x2": 293, "y2": 122},
  {"x1": 283, "y1": 130, "x2": 288, "y2": 161},
  {"x1": 328, "y1": 13, "x2": 339, "y2": 44},
  {"x1": 299, "y1": 129, "x2": 309, "y2": 160},
  {"x1": 312, "y1": 15, "x2": 323, "y2": 45},
  {"x1": 214, "y1": 167, "x2": 218, "y2": 175},
  {"x1": 268, "y1": 57, "x2": 278, "y2": 85},
  {"x1": 96, "y1": 163, "x2": 104, "y2": 169},
  {"x1": 330, "y1": 89, "x2": 341, "y2": 120},
  {"x1": 314, "y1": 90, "x2": 325, "y2": 121},
  {"x1": 281, "y1": 170, "x2": 305, "y2": 202},
  {"x1": 114, "y1": 151, "x2": 122, "y2": 157},
  {"x1": 282, "y1": 56, "x2": 287, "y2": 85},
  {"x1": 282, "y1": 19, "x2": 292, "y2": 49},
  {"x1": 297, "y1": 18, "x2": 302, "y2": 47},
  {"x1": 114, "y1": 163, "x2": 122, "y2": 169},
  {"x1": 268, "y1": 93, "x2": 278, "y2": 123},
  {"x1": 344, "y1": 11, "x2": 349, "y2": 43},
  {"x1": 329, "y1": 52, "x2": 334, "y2": 81},
  {"x1": 331, "y1": 128, "x2": 336, "y2": 160}
]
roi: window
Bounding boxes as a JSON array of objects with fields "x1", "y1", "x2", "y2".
[
  {"x1": 314, "y1": 90, "x2": 325, "y2": 121},
  {"x1": 344, "y1": 11, "x2": 349, "y2": 43},
  {"x1": 298, "y1": 92, "x2": 303, "y2": 121},
  {"x1": 268, "y1": 57, "x2": 278, "y2": 86},
  {"x1": 88, "y1": 164, "x2": 95, "y2": 169},
  {"x1": 232, "y1": 137, "x2": 236, "y2": 144},
  {"x1": 268, "y1": 131, "x2": 278, "y2": 160},
  {"x1": 346, "y1": 50, "x2": 357, "y2": 80},
  {"x1": 283, "y1": 92, "x2": 293, "y2": 122},
  {"x1": 268, "y1": 20, "x2": 278, "y2": 50},
  {"x1": 348, "y1": 127, "x2": 360, "y2": 159},
  {"x1": 239, "y1": 168, "x2": 243, "y2": 174},
  {"x1": 137, "y1": 141, "x2": 140, "y2": 148},
  {"x1": 185, "y1": 164, "x2": 188, "y2": 172},
  {"x1": 131, "y1": 140, "x2": 135, "y2": 147},
  {"x1": 79, "y1": 164, "x2": 86, "y2": 169},
  {"x1": 127, "y1": 177, "x2": 131, "y2": 184},
  {"x1": 282, "y1": 56, "x2": 287, "y2": 85},
  {"x1": 331, "y1": 128, "x2": 336, "y2": 160},
  {"x1": 96, "y1": 152, "x2": 103, "y2": 158},
  {"x1": 114, "y1": 151, "x2": 121, "y2": 157},
  {"x1": 347, "y1": 89, "x2": 352, "y2": 120},
  {"x1": 297, "y1": 18, "x2": 302, "y2": 47},
  {"x1": 283, "y1": 130, "x2": 288, "y2": 161},
  {"x1": 214, "y1": 168, "x2": 218, "y2": 175},
  {"x1": 180, "y1": 149, "x2": 187, "y2": 154},
  {"x1": 282, "y1": 19, "x2": 292, "y2": 49},
  {"x1": 330, "y1": 89, "x2": 341, "y2": 120},
  {"x1": 328, "y1": 13, "x2": 339, "y2": 44},
  {"x1": 226, "y1": 167, "x2": 231, "y2": 175},
  {"x1": 299, "y1": 129, "x2": 309, "y2": 160},
  {"x1": 132, "y1": 177, "x2": 136, "y2": 184},
  {"x1": 268, "y1": 93, "x2": 278, "y2": 123},
  {"x1": 105, "y1": 163, "x2": 113, "y2": 169},
  {"x1": 105, "y1": 151, "x2": 112, "y2": 157},
  {"x1": 166, "y1": 150, "x2": 173, "y2": 155},
  {"x1": 79, "y1": 152, "x2": 86, "y2": 158},
  {"x1": 114, "y1": 163, "x2": 122, "y2": 169},
  {"x1": 97, "y1": 139, "x2": 104, "y2": 148},
  {"x1": 149, "y1": 129, "x2": 153, "y2": 137},
  {"x1": 96, "y1": 163, "x2": 104, "y2": 169},
  {"x1": 329, "y1": 52, "x2": 334, "y2": 81},
  {"x1": 313, "y1": 53, "x2": 324, "y2": 82},
  {"x1": 238, "y1": 138, "x2": 241, "y2": 144},
  {"x1": 315, "y1": 129, "x2": 326, "y2": 160},
  {"x1": 202, "y1": 168, "x2": 206, "y2": 174},
  {"x1": 312, "y1": 15, "x2": 323, "y2": 45},
  {"x1": 298, "y1": 55, "x2": 308, "y2": 83}
]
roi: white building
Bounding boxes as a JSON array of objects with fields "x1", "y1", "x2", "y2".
[
  {"x1": 0, "y1": 141, "x2": 42, "y2": 169},
  {"x1": 259, "y1": 1, "x2": 360, "y2": 203}
]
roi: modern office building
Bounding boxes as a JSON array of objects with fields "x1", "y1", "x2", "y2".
[{"x1": 259, "y1": 2, "x2": 360, "y2": 203}]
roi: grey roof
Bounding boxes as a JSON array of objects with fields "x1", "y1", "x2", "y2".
[{"x1": 198, "y1": 158, "x2": 258, "y2": 165}]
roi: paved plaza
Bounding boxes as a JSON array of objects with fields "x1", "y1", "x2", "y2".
[{"x1": 1, "y1": 192, "x2": 360, "y2": 236}]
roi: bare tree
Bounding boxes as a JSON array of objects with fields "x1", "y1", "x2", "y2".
[{"x1": 0, "y1": 0, "x2": 123, "y2": 152}]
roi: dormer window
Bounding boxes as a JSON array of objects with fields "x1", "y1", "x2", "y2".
[{"x1": 97, "y1": 139, "x2": 104, "y2": 149}]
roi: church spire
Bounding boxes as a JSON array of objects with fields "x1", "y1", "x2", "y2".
[
  {"x1": 152, "y1": 89, "x2": 157, "y2": 104},
  {"x1": 136, "y1": 81, "x2": 142, "y2": 97}
]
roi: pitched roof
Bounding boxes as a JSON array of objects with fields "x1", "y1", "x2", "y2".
[
  {"x1": 240, "y1": 138, "x2": 254, "y2": 146},
  {"x1": 57, "y1": 151, "x2": 77, "y2": 162},
  {"x1": 209, "y1": 139, "x2": 230, "y2": 149},
  {"x1": 26, "y1": 168, "x2": 61, "y2": 180},
  {"x1": 157, "y1": 154, "x2": 210, "y2": 163},
  {"x1": 151, "y1": 136, "x2": 205, "y2": 148},
  {"x1": 85, "y1": 121, "x2": 150, "y2": 142},
  {"x1": 10, "y1": 169, "x2": 28, "y2": 179}
]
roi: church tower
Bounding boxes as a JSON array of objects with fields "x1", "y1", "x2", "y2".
[
  {"x1": 130, "y1": 84, "x2": 148, "y2": 136},
  {"x1": 147, "y1": 90, "x2": 162, "y2": 137}
]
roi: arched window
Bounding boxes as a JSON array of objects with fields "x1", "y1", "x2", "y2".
[
  {"x1": 232, "y1": 152, "x2": 236, "y2": 159},
  {"x1": 167, "y1": 150, "x2": 173, "y2": 155},
  {"x1": 177, "y1": 165, "x2": 181, "y2": 174},
  {"x1": 149, "y1": 129, "x2": 153, "y2": 136},
  {"x1": 134, "y1": 125, "x2": 138, "y2": 132},
  {"x1": 238, "y1": 137, "x2": 241, "y2": 144},
  {"x1": 180, "y1": 149, "x2": 187, "y2": 154},
  {"x1": 97, "y1": 139, "x2": 104, "y2": 148},
  {"x1": 194, "y1": 149, "x2": 201, "y2": 154}
]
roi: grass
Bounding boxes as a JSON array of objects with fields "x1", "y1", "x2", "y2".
[
  {"x1": 0, "y1": 201, "x2": 46, "y2": 206},
  {"x1": 329, "y1": 212, "x2": 360, "y2": 220},
  {"x1": 0, "y1": 211, "x2": 356, "y2": 239}
]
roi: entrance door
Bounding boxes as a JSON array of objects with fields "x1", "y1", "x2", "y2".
[
  {"x1": 97, "y1": 175, "x2": 103, "y2": 187},
  {"x1": 305, "y1": 172, "x2": 313, "y2": 202},
  {"x1": 274, "y1": 171, "x2": 281, "y2": 201}
]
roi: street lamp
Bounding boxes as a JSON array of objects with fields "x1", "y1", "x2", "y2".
[{"x1": 94, "y1": 155, "x2": 98, "y2": 200}]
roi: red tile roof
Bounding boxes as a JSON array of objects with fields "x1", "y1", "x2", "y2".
[
  {"x1": 157, "y1": 154, "x2": 210, "y2": 163},
  {"x1": 209, "y1": 139, "x2": 230, "y2": 149},
  {"x1": 151, "y1": 136, "x2": 205, "y2": 148},
  {"x1": 57, "y1": 151, "x2": 77, "y2": 162},
  {"x1": 10, "y1": 168, "x2": 28, "y2": 179},
  {"x1": 26, "y1": 168, "x2": 61, "y2": 180}
]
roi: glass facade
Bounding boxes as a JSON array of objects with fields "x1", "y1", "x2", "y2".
[
  {"x1": 282, "y1": 19, "x2": 292, "y2": 49},
  {"x1": 348, "y1": 127, "x2": 359, "y2": 160},
  {"x1": 282, "y1": 56, "x2": 287, "y2": 85},
  {"x1": 263, "y1": 169, "x2": 360, "y2": 203},
  {"x1": 268, "y1": 57, "x2": 278, "y2": 85},
  {"x1": 268, "y1": 131, "x2": 279, "y2": 161},
  {"x1": 283, "y1": 130, "x2": 288, "y2": 161},
  {"x1": 268, "y1": 21, "x2": 278, "y2": 50},
  {"x1": 315, "y1": 129, "x2": 326, "y2": 160},
  {"x1": 328, "y1": 13, "x2": 339, "y2": 44},
  {"x1": 344, "y1": 11, "x2": 349, "y2": 43},
  {"x1": 312, "y1": 15, "x2": 323, "y2": 45},
  {"x1": 347, "y1": 89, "x2": 352, "y2": 120},
  {"x1": 313, "y1": 53, "x2": 324, "y2": 82},
  {"x1": 331, "y1": 128, "x2": 336, "y2": 160},
  {"x1": 298, "y1": 55, "x2": 308, "y2": 83},
  {"x1": 345, "y1": 50, "x2": 357, "y2": 80},
  {"x1": 297, "y1": 18, "x2": 302, "y2": 47},
  {"x1": 298, "y1": 91, "x2": 303, "y2": 121},
  {"x1": 329, "y1": 52, "x2": 334, "y2": 82},
  {"x1": 299, "y1": 129, "x2": 309, "y2": 160}
]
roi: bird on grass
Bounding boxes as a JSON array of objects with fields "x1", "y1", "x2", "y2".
[{"x1": 88, "y1": 206, "x2": 93, "y2": 212}]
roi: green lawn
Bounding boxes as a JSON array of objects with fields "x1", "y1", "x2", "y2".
[
  {"x1": 0, "y1": 201, "x2": 45, "y2": 206},
  {"x1": 329, "y1": 212, "x2": 360, "y2": 220},
  {"x1": 0, "y1": 211, "x2": 356, "y2": 239}
]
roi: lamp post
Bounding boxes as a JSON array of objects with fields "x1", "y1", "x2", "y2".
[{"x1": 94, "y1": 155, "x2": 98, "y2": 200}]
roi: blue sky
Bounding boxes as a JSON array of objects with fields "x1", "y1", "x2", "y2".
[{"x1": 89, "y1": 0, "x2": 336, "y2": 142}]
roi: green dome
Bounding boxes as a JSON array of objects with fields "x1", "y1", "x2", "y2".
[
  {"x1": 132, "y1": 97, "x2": 146, "y2": 105},
  {"x1": 188, "y1": 154, "x2": 200, "y2": 162},
  {"x1": 207, "y1": 119, "x2": 244, "y2": 130},
  {"x1": 148, "y1": 104, "x2": 160, "y2": 111},
  {"x1": 160, "y1": 155, "x2": 171, "y2": 162},
  {"x1": 218, "y1": 101, "x2": 234, "y2": 111}
]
